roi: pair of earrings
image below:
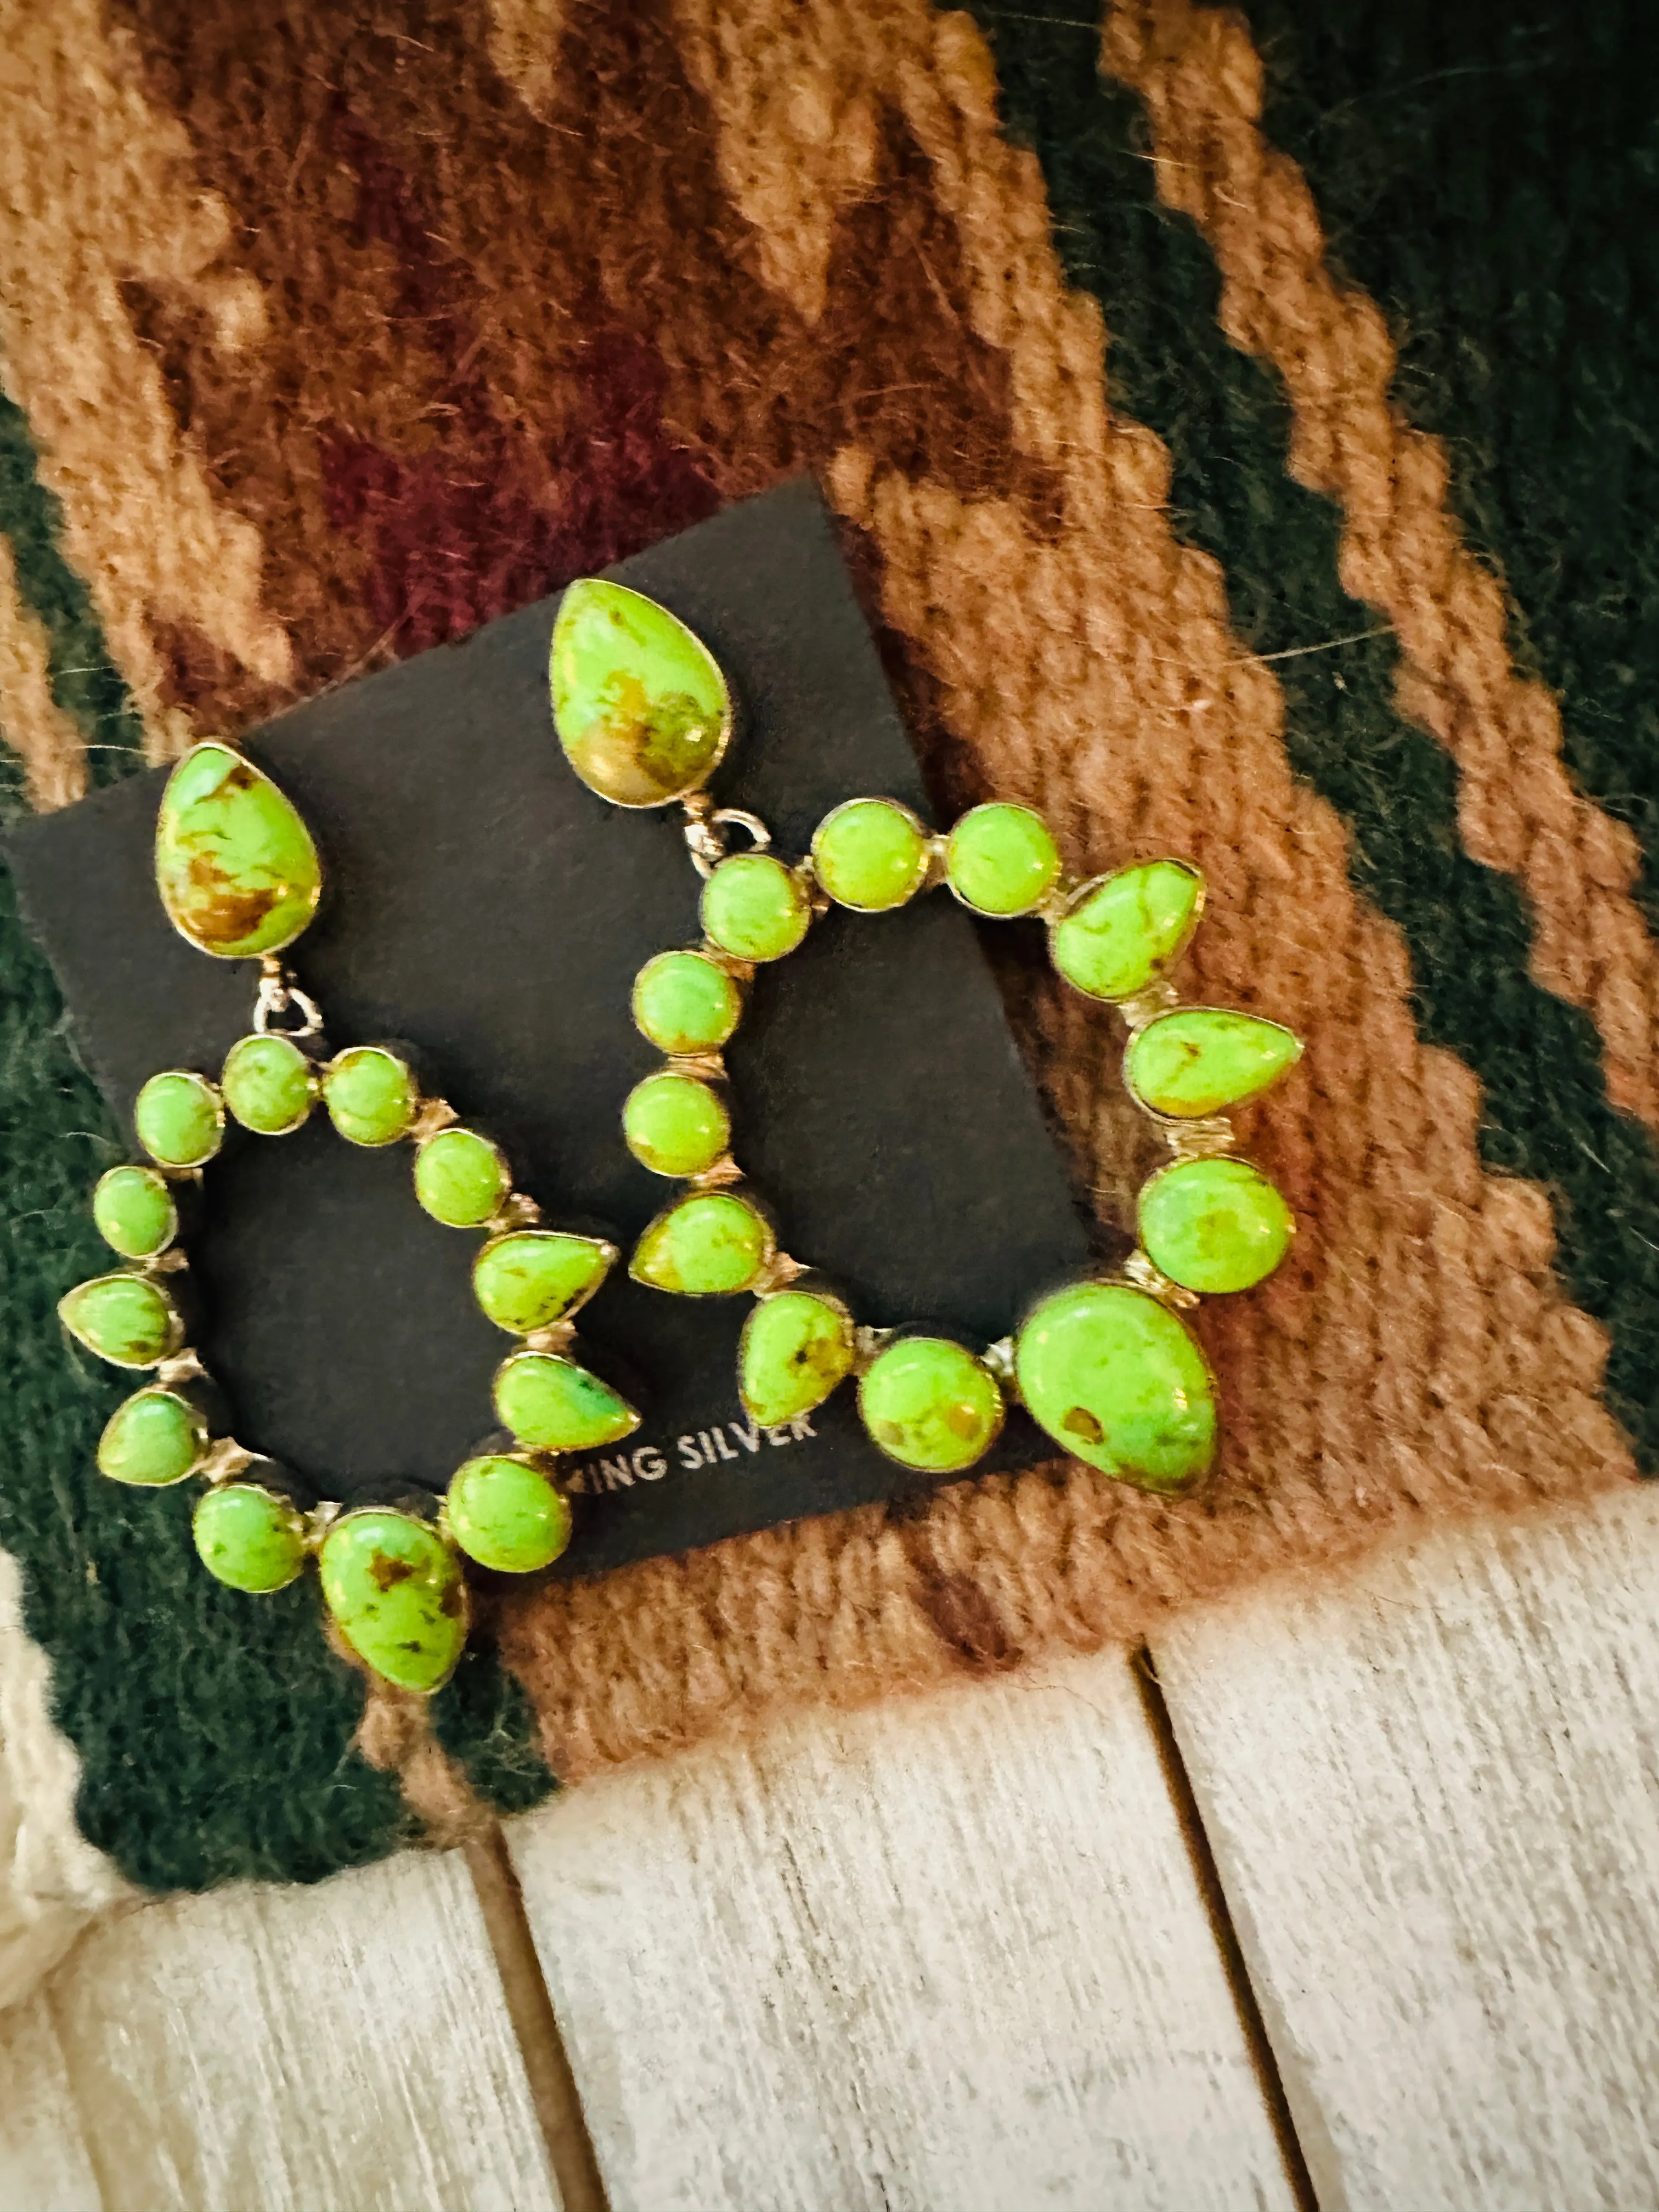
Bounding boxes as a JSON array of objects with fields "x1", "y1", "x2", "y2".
[{"x1": 57, "y1": 580, "x2": 1301, "y2": 1695}]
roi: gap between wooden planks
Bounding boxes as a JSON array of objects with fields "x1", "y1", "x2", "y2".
[
  {"x1": 8, "y1": 1479, "x2": 1659, "y2": 2210},
  {"x1": 1153, "y1": 1479, "x2": 1659, "y2": 2212},
  {"x1": 506, "y1": 1637, "x2": 1299, "y2": 2212}
]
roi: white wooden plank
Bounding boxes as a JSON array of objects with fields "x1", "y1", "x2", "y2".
[
  {"x1": 1153, "y1": 1483, "x2": 1659, "y2": 2211},
  {"x1": 509, "y1": 1649, "x2": 1300, "y2": 2212},
  {"x1": 0, "y1": 1987, "x2": 101, "y2": 2212},
  {"x1": 43, "y1": 1848, "x2": 561, "y2": 2212}
]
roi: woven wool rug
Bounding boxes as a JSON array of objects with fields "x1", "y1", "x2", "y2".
[{"x1": 2, "y1": 0, "x2": 1656, "y2": 1984}]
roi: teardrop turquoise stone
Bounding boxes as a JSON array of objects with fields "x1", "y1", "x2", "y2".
[
  {"x1": 1125, "y1": 1008, "x2": 1303, "y2": 1119},
  {"x1": 1050, "y1": 860, "x2": 1203, "y2": 1002},
  {"x1": 739, "y1": 1290, "x2": 856, "y2": 1426},
  {"x1": 473, "y1": 1231, "x2": 616, "y2": 1334},
  {"x1": 319, "y1": 1510, "x2": 467, "y2": 1693},
  {"x1": 1014, "y1": 1282, "x2": 1216, "y2": 1493},
  {"x1": 195, "y1": 1483, "x2": 308, "y2": 1593},
  {"x1": 551, "y1": 580, "x2": 730, "y2": 807},
  {"x1": 154, "y1": 742, "x2": 321, "y2": 958},
  {"x1": 494, "y1": 1352, "x2": 640, "y2": 1452},
  {"x1": 97, "y1": 1388, "x2": 205, "y2": 1485},
  {"x1": 58, "y1": 1273, "x2": 179, "y2": 1368}
]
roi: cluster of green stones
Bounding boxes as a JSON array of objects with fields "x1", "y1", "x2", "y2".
[
  {"x1": 554, "y1": 577, "x2": 1305, "y2": 1496},
  {"x1": 60, "y1": 738, "x2": 626, "y2": 1696}
]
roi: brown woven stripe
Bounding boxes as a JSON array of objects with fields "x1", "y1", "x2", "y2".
[
  {"x1": 354, "y1": 1677, "x2": 491, "y2": 1850},
  {"x1": 534, "y1": 0, "x2": 1058, "y2": 515},
  {"x1": 0, "y1": 0, "x2": 291, "y2": 755},
  {"x1": 112, "y1": 0, "x2": 1053, "y2": 731},
  {"x1": 116, "y1": 0, "x2": 682, "y2": 716},
  {"x1": 0, "y1": 532, "x2": 86, "y2": 810},
  {"x1": 670, "y1": 0, "x2": 899, "y2": 326},
  {"x1": 1103, "y1": 0, "x2": 1659, "y2": 1132}
]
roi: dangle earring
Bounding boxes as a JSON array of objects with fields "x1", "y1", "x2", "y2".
[
  {"x1": 59, "y1": 741, "x2": 632, "y2": 1693},
  {"x1": 552, "y1": 579, "x2": 1302, "y2": 1497}
]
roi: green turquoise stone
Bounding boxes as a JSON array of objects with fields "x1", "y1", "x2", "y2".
[
  {"x1": 154, "y1": 741, "x2": 322, "y2": 958},
  {"x1": 473, "y1": 1231, "x2": 616, "y2": 1333},
  {"x1": 700, "y1": 853, "x2": 810, "y2": 963},
  {"x1": 59, "y1": 1273, "x2": 179, "y2": 1368},
  {"x1": 623, "y1": 1071, "x2": 730, "y2": 1177},
  {"x1": 857, "y1": 1336, "x2": 1003, "y2": 1472},
  {"x1": 551, "y1": 578, "x2": 730, "y2": 807},
  {"x1": 946, "y1": 803, "x2": 1062, "y2": 917},
  {"x1": 1050, "y1": 860, "x2": 1204, "y2": 1002},
  {"x1": 134, "y1": 1070, "x2": 223, "y2": 1169},
  {"x1": 92, "y1": 1165, "x2": 177, "y2": 1259},
  {"x1": 324, "y1": 1047, "x2": 417, "y2": 1147},
  {"x1": 414, "y1": 1127, "x2": 510, "y2": 1227},
  {"x1": 494, "y1": 1352, "x2": 640, "y2": 1452},
  {"x1": 631, "y1": 949, "x2": 743, "y2": 1054},
  {"x1": 630, "y1": 1191, "x2": 772, "y2": 1295},
  {"x1": 319, "y1": 1510, "x2": 467, "y2": 1692},
  {"x1": 811, "y1": 798, "x2": 929, "y2": 911},
  {"x1": 222, "y1": 1033, "x2": 314, "y2": 1136},
  {"x1": 97, "y1": 1388, "x2": 205, "y2": 1486},
  {"x1": 447, "y1": 1455, "x2": 573, "y2": 1573},
  {"x1": 739, "y1": 1289, "x2": 855, "y2": 1425},
  {"x1": 194, "y1": 1484, "x2": 309, "y2": 1594},
  {"x1": 1014, "y1": 1281, "x2": 1216, "y2": 1493},
  {"x1": 1125, "y1": 1008, "x2": 1304, "y2": 1119},
  {"x1": 1138, "y1": 1157, "x2": 1295, "y2": 1294}
]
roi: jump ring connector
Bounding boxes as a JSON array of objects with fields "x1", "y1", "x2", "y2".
[
  {"x1": 252, "y1": 960, "x2": 325, "y2": 1041},
  {"x1": 681, "y1": 800, "x2": 774, "y2": 880}
]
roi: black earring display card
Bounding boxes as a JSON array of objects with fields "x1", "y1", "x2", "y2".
[{"x1": 9, "y1": 482, "x2": 1092, "y2": 1578}]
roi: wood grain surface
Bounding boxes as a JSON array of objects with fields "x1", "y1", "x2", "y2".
[
  {"x1": 1155, "y1": 1483, "x2": 1659, "y2": 2212},
  {"x1": 0, "y1": 1989, "x2": 100, "y2": 2212},
  {"x1": 507, "y1": 1649, "x2": 1299, "y2": 2212},
  {"x1": 27, "y1": 1849, "x2": 560, "y2": 2212}
]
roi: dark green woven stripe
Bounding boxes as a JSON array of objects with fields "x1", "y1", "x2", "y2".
[
  {"x1": 0, "y1": 393, "x2": 144, "y2": 789},
  {"x1": 0, "y1": 407, "x2": 549, "y2": 1883},
  {"x1": 431, "y1": 1646, "x2": 555, "y2": 1816},
  {"x1": 959, "y1": 0, "x2": 1659, "y2": 1467},
  {"x1": 1239, "y1": 0, "x2": 1659, "y2": 934}
]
